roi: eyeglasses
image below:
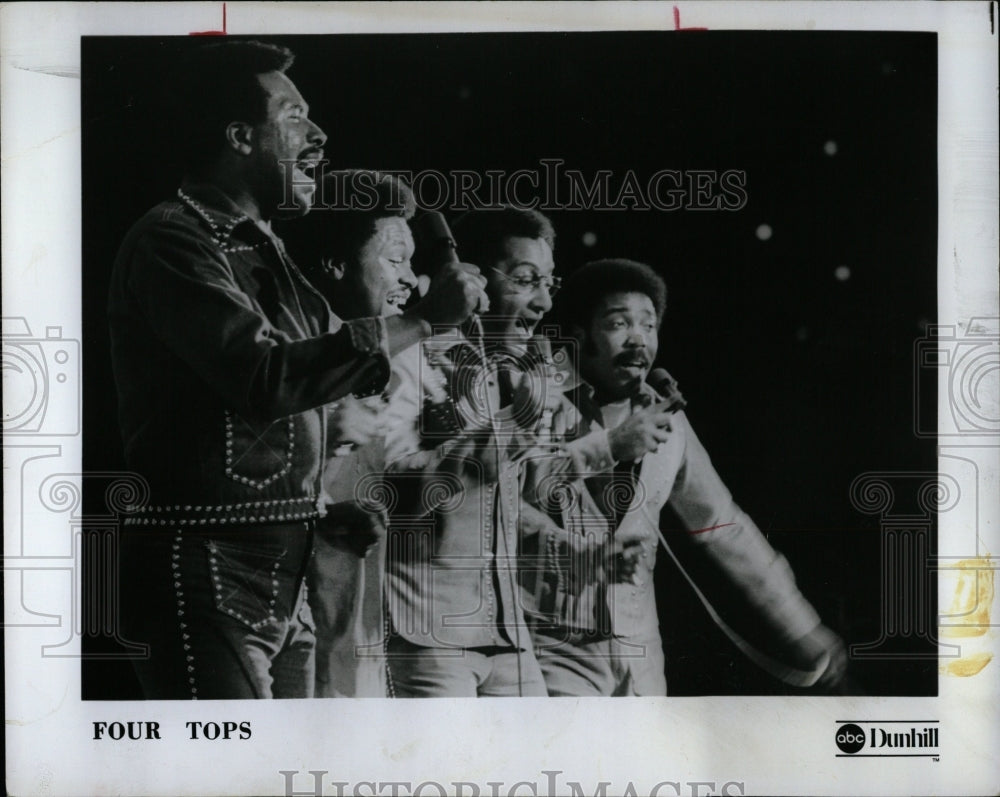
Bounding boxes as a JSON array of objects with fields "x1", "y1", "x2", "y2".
[{"x1": 489, "y1": 267, "x2": 562, "y2": 297}]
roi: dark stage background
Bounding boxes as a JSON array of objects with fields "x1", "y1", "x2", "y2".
[{"x1": 81, "y1": 31, "x2": 938, "y2": 698}]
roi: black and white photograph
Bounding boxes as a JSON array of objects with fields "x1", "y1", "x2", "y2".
[
  {"x1": 3, "y1": 3, "x2": 998, "y2": 796},
  {"x1": 79, "y1": 27, "x2": 939, "y2": 702}
]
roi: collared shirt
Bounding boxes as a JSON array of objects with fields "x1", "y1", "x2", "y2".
[
  {"x1": 380, "y1": 333, "x2": 620, "y2": 650},
  {"x1": 109, "y1": 182, "x2": 391, "y2": 526},
  {"x1": 381, "y1": 331, "x2": 525, "y2": 649},
  {"x1": 521, "y1": 368, "x2": 821, "y2": 646}
]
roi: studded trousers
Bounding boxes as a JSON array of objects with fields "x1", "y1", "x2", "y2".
[{"x1": 121, "y1": 522, "x2": 316, "y2": 699}]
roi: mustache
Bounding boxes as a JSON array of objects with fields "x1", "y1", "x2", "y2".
[{"x1": 613, "y1": 351, "x2": 650, "y2": 368}]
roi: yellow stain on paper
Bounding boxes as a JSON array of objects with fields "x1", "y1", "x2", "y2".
[
  {"x1": 940, "y1": 558, "x2": 994, "y2": 638},
  {"x1": 941, "y1": 652, "x2": 993, "y2": 677},
  {"x1": 940, "y1": 556, "x2": 995, "y2": 677}
]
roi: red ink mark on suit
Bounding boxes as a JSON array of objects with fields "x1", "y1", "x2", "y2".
[
  {"x1": 190, "y1": 3, "x2": 227, "y2": 36},
  {"x1": 686, "y1": 522, "x2": 735, "y2": 535},
  {"x1": 673, "y1": 6, "x2": 708, "y2": 31}
]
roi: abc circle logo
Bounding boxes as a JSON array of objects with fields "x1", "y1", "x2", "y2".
[{"x1": 835, "y1": 723, "x2": 866, "y2": 754}]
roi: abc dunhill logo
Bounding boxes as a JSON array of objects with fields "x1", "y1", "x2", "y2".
[
  {"x1": 835, "y1": 724, "x2": 866, "y2": 754},
  {"x1": 835, "y1": 721, "x2": 940, "y2": 758}
]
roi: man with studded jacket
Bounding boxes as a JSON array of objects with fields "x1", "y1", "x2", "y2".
[{"x1": 109, "y1": 41, "x2": 486, "y2": 698}]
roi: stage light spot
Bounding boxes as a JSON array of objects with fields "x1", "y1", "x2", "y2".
[
  {"x1": 835, "y1": 265, "x2": 851, "y2": 281},
  {"x1": 824, "y1": 140, "x2": 838, "y2": 156},
  {"x1": 582, "y1": 231, "x2": 597, "y2": 247},
  {"x1": 755, "y1": 224, "x2": 773, "y2": 241}
]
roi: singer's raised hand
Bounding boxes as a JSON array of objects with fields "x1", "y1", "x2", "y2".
[
  {"x1": 409, "y1": 261, "x2": 489, "y2": 327},
  {"x1": 784, "y1": 624, "x2": 849, "y2": 692},
  {"x1": 602, "y1": 534, "x2": 648, "y2": 585},
  {"x1": 607, "y1": 400, "x2": 674, "y2": 462},
  {"x1": 328, "y1": 394, "x2": 382, "y2": 448}
]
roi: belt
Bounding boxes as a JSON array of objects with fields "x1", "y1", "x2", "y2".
[{"x1": 122, "y1": 496, "x2": 321, "y2": 528}]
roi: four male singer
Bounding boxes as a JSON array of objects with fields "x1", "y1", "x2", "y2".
[
  {"x1": 381, "y1": 207, "x2": 638, "y2": 696},
  {"x1": 109, "y1": 42, "x2": 486, "y2": 699},
  {"x1": 281, "y1": 169, "x2": 420, "y2": 697},
  {"x1": 108, "y1": 40, "x2": 847, "y2": 699},
  {"x1": 521, "y1": 259, "x2": 848, "y2": 695},
  {"x1": 380, "y1": 207, "x2": 557, "y2": 696}
]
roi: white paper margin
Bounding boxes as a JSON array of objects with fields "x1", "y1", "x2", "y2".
[{"x1": 3, "y1": 3, "x2": 998, "y2": 796}]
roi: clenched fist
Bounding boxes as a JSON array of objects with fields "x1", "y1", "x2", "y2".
[
  {"x1": 607, "y1": 401, "x2": 674, "y2": 463},
  {"x1": 328, "y1": 394, "x2": 384, "y2": 450},
  {"x1": 408, "y1": 261, "x2": 489, "y2": 328}
]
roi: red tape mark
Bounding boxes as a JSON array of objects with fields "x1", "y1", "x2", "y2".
[
  {"x1": 190, "y1": 3, "x2": 227, "y2": 36},
  {"x1": 685, "y1": 522, "x2": 735, "y2": 535},
  {"x1": 673, "y1": 6, "x2": 708, "y2": 31}
]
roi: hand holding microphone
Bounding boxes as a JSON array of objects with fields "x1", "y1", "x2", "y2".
[
  {"x1": 409, "y1": 261, "x2": 488, "y2": 328},
  {"x1": 646, "y1": 367, "x2": 687, "y2": 413},
  {"x1": 408, "y1": 211, "x2": 489, "y2": 329},
  {"x1": 607, "y1": 368, "x2": 686, "y2": 462},
  {"x1": 607, "y1": 402, "x2": 674, "y2": 462}
]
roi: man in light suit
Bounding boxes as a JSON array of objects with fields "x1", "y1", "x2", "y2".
[
  {"x1": 380, "y1": 208, "x2": 641, "y2": 697},
  {"x1": 282, "y1": 169, "x2": 420, "y2": 697},
  {"x1": 521, "y1": 258, "x2": 848, "y2": 696}
]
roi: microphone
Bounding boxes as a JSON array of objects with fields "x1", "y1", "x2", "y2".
[
  {"x1": 527, "y1": 334, "x2": 555, "y2": 443},
  {"x1": 647, "y1": 367, "x2": 687, "y2": 413},
  {"x1": 411, "y1": 211, "x2": 485, "y2": 345},
  {"x1": 411, "y1": 210, "x2": 459, "y2": 269}
]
